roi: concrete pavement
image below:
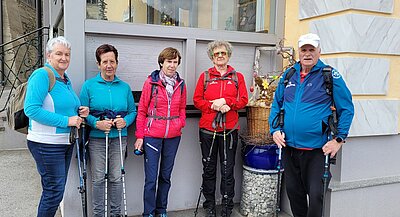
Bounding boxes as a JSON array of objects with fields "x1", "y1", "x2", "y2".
[
  {"x1": 129, "y1": 204, "x2": 292, "y2": 217},
  {"x1": 0, "y1": 149, "x2": 61, "y2": 217},
  {"x1": 0, "y1": 149, "x2": 290, "y2": 217}
]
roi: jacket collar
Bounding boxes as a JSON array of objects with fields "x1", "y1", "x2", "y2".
[
  {"x1": 208, "y1": 65, "x2": 235, "y2": 77},
  {"x1": 293, "y1": 59, "x2": 327, "y2": 74},
  {"x1": 149, "y1": 70, "x2": 183, "y2": 84},
  {"x1": 94, "y1": 72, "x2": 121, "y2": 83},
  {"x1": 44, "y1": 63, "x2": 71, "y2": 85}
]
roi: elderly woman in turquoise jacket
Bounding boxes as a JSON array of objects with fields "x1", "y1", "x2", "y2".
[
  {"x1": 80, "y1": 44, "x2": 137, "y2": 217},
  {"x1": 24, "y1": 36, "x2": 89, "y2": 217}
]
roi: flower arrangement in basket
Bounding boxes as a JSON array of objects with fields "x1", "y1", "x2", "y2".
[{"x1": 244, "y1": 42, "x2": 295, "y2": 145}]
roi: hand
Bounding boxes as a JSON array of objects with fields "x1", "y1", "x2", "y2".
[
  {"x1": 322, "y1": 139, "x2": 343, "y2": 158},
  {"x1": 134, "y1": 139, "x2": 144, "y2": 151},
  {"x1": 210, "y1": 98, "x2": 226, "y2": 110},
  {"x1": 96, "y1": 119, "x2": 113, "y2": 132},
  {"x1": 68, "y1": 116, "x2": 83, "y2": 128},
  {"x1": 78, "y1": 106, "x2": 89, "y2": 117},
  {"x1": 113, "y1": 117, "x2": 126, "y2": 129},
  {"x1": 272, "y1": 131, "x2": 286, "y2": 148},
  {"x1": 219, "y1": 104, "x2": 231, "y2": 114}
]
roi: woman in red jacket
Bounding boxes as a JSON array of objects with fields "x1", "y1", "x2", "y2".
[
  {"x1": 134, "y1": 47, "x2": 186, "y2": 217},
  {"x1": 193, "y1": 40, "x2": 248, "y2": 217}
]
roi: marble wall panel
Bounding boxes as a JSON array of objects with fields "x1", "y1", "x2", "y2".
[
  {"x1": 310, "y1": 14, "x2": 400, "y2": 55},
  {"x1": 349, "y1": 99, "x2": 399, "y2": 137},
  {"x1": 300, "y1": 0, "x2": 394, "y2": 19},
  {"x1": 322, "y1": 57, "x2": 389, "y2": 95}
]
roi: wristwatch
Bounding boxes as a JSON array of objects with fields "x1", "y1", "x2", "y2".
[{"x1": 335, "y1": 137, "x2": 343, "y2": 143}]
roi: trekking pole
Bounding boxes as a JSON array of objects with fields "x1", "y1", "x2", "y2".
[
  {"x1": 81, "y1": 119, "x2": 88, "y2": 217},
  {"x1": 194, "y1": 112, "x2": 221, "y2": 217},
  {"x1": 322, "y1": 153, "x2": 330, "y2": 217},
  {"x1": 116, "y1": 115, "x2": 128, "y2": 217},
  {"x1": 222, "y1": 113, "x2": 229, "y2": 217},
  {"x1": 275, "y1": 108, "x2": 284, "y2": 217},
  {"x1": 75, "y1": 126, "x2": 88, "y2": 217},
  {"x1": 104, "y1": 125, "x2": 110, "y2": 217}
]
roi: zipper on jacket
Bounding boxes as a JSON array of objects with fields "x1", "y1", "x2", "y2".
[
  {"x1": 162, "y1": 80, "x2": 183, "y2": 138},
  {"x1": 292, "y1": 75, "x2": 304, "y2": 148},
  {"x1": 163, "y1": 98, "x2": 171, "y2": 138}
]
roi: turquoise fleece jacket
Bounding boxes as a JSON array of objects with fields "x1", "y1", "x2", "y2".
[
  {"x1": 80, "y1": 73, "x2": 137, "y2": 138},
  {"x1": 24, "y1": 63, "x2": 81, "y2": 144}
]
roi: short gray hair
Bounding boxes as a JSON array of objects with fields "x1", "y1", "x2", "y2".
[
  {"x1": 46, "y1": 36, "x2": 71, "y2": 54},
  {"x1": 206, "y1": 40, "x2": 233, "y2": 60}
]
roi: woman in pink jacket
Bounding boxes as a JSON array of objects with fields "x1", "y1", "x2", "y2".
[{"x1": 134, "y1": 47, "x2": 186, "y2": 217}]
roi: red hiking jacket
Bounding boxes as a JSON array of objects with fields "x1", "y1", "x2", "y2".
[
  {"x1": 193, "y1": 65, "x2": 248, "y2": 132},
  {"x1": 135, "y1": 70, "x2": 186, "y2": 139}
]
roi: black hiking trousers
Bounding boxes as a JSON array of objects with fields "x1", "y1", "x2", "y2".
[
  {"x1": 199, "y1": 129, "x2": 238, "y2": 213},
  {"x1": 283, "y1": 146, "x2": 331, "y2": 217}
]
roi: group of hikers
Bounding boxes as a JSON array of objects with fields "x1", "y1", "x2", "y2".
[{"x1": 24, "y1": 33, "x2": 354, "y2": 217}]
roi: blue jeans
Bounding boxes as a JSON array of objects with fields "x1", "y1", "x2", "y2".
[
  {"x1": 28, "y1": 140, "x2": 73, "y2": 217},
  {"x1": 143, "y1": 136, "x2": 181, "y2": 217},
  {"x1": 89, "y1": 137, "x2": 127, "y2": 217}
]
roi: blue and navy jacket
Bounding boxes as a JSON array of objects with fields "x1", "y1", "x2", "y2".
[
  {"x1": 79, "y1": 73, "x2": 137, "y2": 138},
  {"x1": 269, "y1": 60, "x2": 354, "y2": 149},
  {"x1": 24, "y1": 63, "x2": 81, "y2": 144}
]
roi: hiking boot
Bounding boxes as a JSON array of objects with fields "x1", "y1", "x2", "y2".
[
  {"x1": 221, "y1": 209, "x2": 232, "y2": 217},
  {"x1": 205, "y1": 207, "x2": 216, "y2": 217}
]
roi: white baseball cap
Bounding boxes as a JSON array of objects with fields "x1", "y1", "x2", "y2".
[{"x1": 298, "y1": 33, "x2": 320, "y2": 48}]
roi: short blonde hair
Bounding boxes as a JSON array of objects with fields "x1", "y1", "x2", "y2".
[{"x1": 206, "y1": 40, "x2": 233, "y2": 60}]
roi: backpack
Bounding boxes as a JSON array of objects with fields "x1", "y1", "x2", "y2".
[
  {"x1": 283, "y1": 66, "x2": 338, "y2": 135},
  {"x1": 203, "y1": 70, "x2": 238, "y2": 91},
  {"x1": 6, "y1": 66, "x2": 56, "y2": 134},
  {"x1": 148, "y1": 79, "x2": 185, "y2": 120}
]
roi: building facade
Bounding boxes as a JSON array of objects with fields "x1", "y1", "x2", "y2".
[{"x1": 1, "y1": 0, "x2": 400, "y2": 216}]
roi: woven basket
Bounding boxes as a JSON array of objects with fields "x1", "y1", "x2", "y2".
[{"x1": 246, "y1": 106, "x2": 271, "y2": 140}]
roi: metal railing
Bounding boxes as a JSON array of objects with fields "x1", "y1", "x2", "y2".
[{"x1": 0, "y1": 26, "x2": 49, "y2": 113}]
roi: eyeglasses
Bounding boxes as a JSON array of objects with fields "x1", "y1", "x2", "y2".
[{"x1": 213, "y1": 51, "x2": 227, "y2": 57}]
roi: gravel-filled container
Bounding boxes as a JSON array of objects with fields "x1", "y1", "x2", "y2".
[{"x1": 240, "y1": 165, "x2": 283, "y2": 217}]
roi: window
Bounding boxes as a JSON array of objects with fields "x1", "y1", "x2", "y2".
[{"x1": 86, "y1": 0, "x2": 275, "y2": 33}]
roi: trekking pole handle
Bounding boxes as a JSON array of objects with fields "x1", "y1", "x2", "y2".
[
  {"x1": 278, "y1": 108, "x2": 284, "y2": 128},
  {"x1": 75, "y1": 126, "x2": 80, "y2": 139}
]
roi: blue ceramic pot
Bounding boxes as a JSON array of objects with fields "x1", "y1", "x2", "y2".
[{"x1": 242, "y1": 144, "x2": 280, "y2": 170}]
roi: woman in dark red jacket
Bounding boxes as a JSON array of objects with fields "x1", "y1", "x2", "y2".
[
  {"x1": 134, "y1": 47, "x2": 186, "y2": 217},
  {"x1": 193, "y1": 40, "x2": 248, "y2": 217}
]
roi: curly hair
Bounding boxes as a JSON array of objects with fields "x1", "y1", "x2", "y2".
[{"x1": 206, "y1": 40, "x2": 233, "y2": 60}]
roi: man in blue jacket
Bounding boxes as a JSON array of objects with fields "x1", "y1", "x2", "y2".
[{"x1": 269, "y1": 33, "x2": 354, "y2": 217}]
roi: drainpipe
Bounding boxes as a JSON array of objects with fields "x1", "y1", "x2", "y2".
[
  {"x1": 36, "y1": 0, "x2": 43, "y2": 66},
  {"x1": 0, "y1": 0, "x2": 4, "y2": 85}
]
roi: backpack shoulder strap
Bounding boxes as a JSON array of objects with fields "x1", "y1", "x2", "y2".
[
  {"x1": 180, "y1": 79, "x2": 185, "y2": 93},
  {"x1": 230, "y1": 70, "x2": 238, "y2": 89},
  {"x1": 283, "y1": 67, "x2": 296, "y2": 87},
  {"x1": 43, "y1": 66, "x2": 56, "y2": 92},
  {"x1": 321, "y1": 66, "x2": 333, "y2": 96},
  {"x1": 203, "y1": 71, "x2": 210, "y2": 91}
]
